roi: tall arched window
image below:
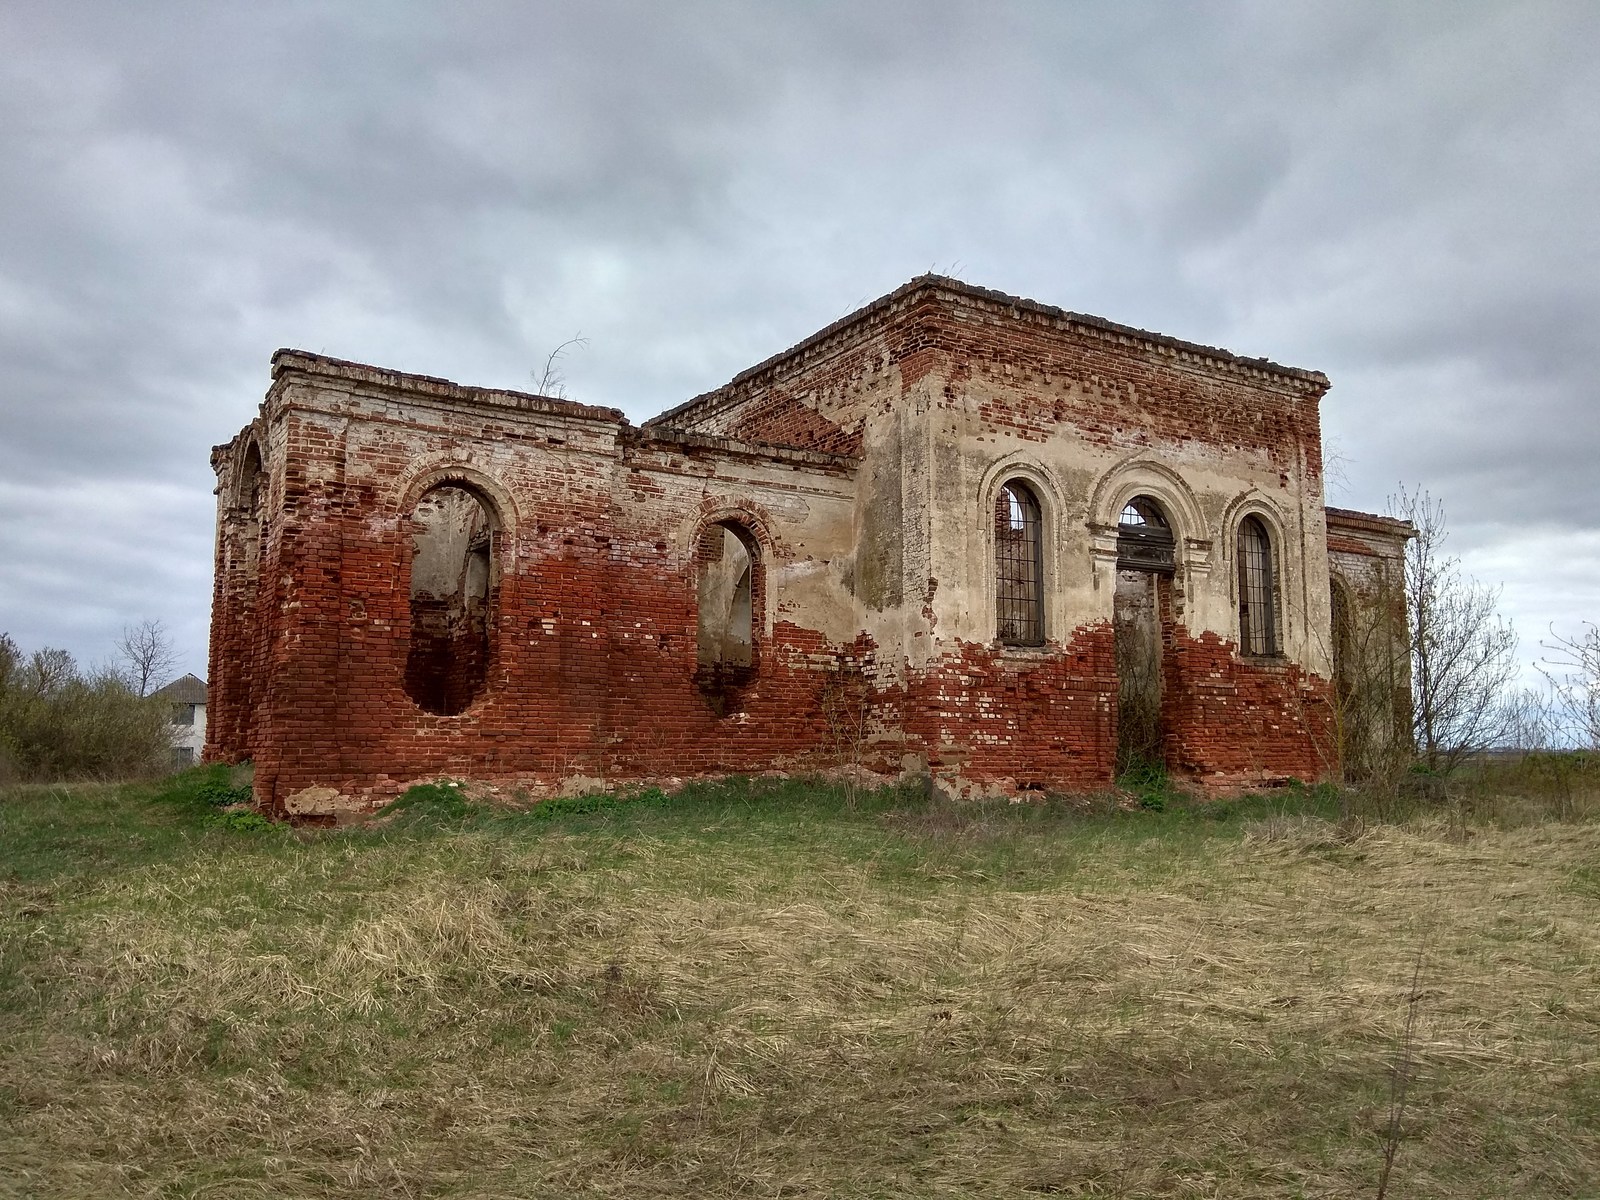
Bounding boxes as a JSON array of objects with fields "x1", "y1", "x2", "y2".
[
  {"x1": 995, "y1": 481, "x2": 1043, "y2": 646},
  {"x1": 236, "y1": 440, "x2": 265, "y2": 578},
  {"x1": 697, "y1": 523, "x2": 757, "y2": 672},
  {"x1": 405, "y1": 483, "x2": 497, "y2": 715},
  {"x1": 1237, "y1": 515, "x2": 1278, "y2": 656}
]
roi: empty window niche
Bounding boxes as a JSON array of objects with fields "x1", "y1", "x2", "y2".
[
  {"x1": 696, "y1": 522, "x2": 760, "y2": 713},
  {"x1": 1117, "y1": 496, "x2": 1175, "y2": 573},
  {"x1": 237, "y1": 440, "x2": 265, "y2": 577},
  {"x1": 995, "y1": 481, "x2": 1044, "y2": 646},
  {"x1": 1330, "y1": 577, "x2": 1355, "y2": 704},
  {"x1": 1237, "y1": 515, "x2": 1279, "y2": 656},
  {"x1": 404, "y1": 484, "x2": 496, "y2": 715}
]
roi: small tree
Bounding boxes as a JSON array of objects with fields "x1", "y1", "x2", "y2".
[
  {"x1": 1388, "y1": 486, "x2": 1518, "y2": 772},
  {"x1": 1541, "y1": 623, "x2": 1600, "y2": 749},
  {"x1": 25, "y1": 647, "x2": 76, "y2": 697},
  {"x1": 530, "y1": 335, "x2": 589, "y2": 400},
  {"x1": 117, "y1": 618, "x2": 178, "y2": 698}
]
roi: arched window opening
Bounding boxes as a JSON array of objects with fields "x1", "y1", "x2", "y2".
[
  {"x1": 238, "y1": 441, "x2": 265, "y2": 577},
  {"x1": 405, "y1": 484, "x2": 496, "y2": 715},
  {"x1": 1237, "y1": 515, "x2": 1278, "y2": 656},
  {"x1": 1117, "y1": 495, "x2": 1174, "y2": 573},
  {"x1": 696, "y1": 522, "x2": 760, "y2": 714},
  {"x1": 994, "y1": 481, "x2": 1043, "y2": 646}
]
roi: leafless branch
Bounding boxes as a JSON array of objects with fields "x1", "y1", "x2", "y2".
[
  {"x1": 1540, "y1": 622, "x2": 1600, "y2": 749},
  {"x1": 1388, "y1": 485, "x2": 1518, "y2": 771},
  {"x1": 530, "y1": 335, "x2": 590, "y2": 400},
  {"x1": 116, "y1": 618, "x2": 178, "y2": 698}
]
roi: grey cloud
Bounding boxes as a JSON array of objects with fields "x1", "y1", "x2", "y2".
[{"x1": 2, "y1": 0, "x2": 1596, "y2": 679}]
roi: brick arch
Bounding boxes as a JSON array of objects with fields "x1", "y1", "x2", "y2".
[
  {"x1": 1218, "y1": 489, "x2": 1291, "y2": 546},
  {"x1": 977, "y1": 454, "x2": 1068, "y2": 540},
  {"x1": 690, "y1": 504, "x2": 776, "y2": 639},
  {"x1": 1087, "y1": 455, "x2": 1206, "y2": 548},
  {"x1": 233, "y1": 431, "x2": 265, "y2": 500},
  {"x1": 394, "y1": 462, "x2": 518, "y2": 536},
  {"x1": 1217, "y1": 490, "x2": 1295, "y2": 599},
  {"x1": 690, "y1": 507, "x2": 773, "y2": 717},
  {"x1": 691, "y1": 500, "x2": 777, "y2": 556}
]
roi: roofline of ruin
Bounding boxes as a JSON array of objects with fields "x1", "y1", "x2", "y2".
[
  {"x1": 622, "y1": 426, "x2": 857, "y2": 472},
  {"x1": 1325, "y1": 506, "x2": 1417, "y2": 539},
  {"x1": 261, "y1": 348, "x2": 856, "y2": 473},
  {"x1": 270, "y1": 348, "x2": 630, "y2": 426},
  {"x1": 646, "y1": 274, "x2": 1330, "y2": 430}
]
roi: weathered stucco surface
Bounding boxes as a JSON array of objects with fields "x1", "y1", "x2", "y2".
[{"x1": 209, "y1": 276, "x2": 1411, "y2": 815}]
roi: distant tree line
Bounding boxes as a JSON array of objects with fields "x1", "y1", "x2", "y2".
[{"x1": 0, "y1": 621, "x2": 178, "y2": 784}]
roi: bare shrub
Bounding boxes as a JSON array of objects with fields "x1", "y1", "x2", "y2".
[
  {"x1": 0, "y1": 633, "x2": 173, "y2": 781},
  {"x1": 1324, "y1": 570, "x2": 1412, "y2": 785},
  {"x1": 1389, "y1": 486, "x2": 1518, "y2": 772},
  {"x1": 529, "y1": 335, "x2": 589, "y2": 400},
  {"x1": 820, "y1": 661, "x2": 873, "y2": 807},
  {"x1": 1542, "y1": 622, "x2": 1600, "y2": 749}
]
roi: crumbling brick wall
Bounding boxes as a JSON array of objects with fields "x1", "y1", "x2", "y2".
[
  {"x1": 209, "y1": 277, "x2": 1410, "y2": 814},
  {"x1": 208, "y1": 354, "x2": 875, "y2": 816},
  {"x1": 1325, "y1": 507, "x2": 1415, "y2": 775}
]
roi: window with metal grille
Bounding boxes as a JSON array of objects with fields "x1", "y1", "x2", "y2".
[
  {"x1": 1237, "y1": 515, "x2": 1278, "y2": 656},
  {"x1": 995, "y1": 482, "x2": 1043, "y2": 645}
]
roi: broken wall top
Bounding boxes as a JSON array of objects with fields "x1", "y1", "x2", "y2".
[
  {"x1": 646, "y1": 275, "x2": 1332, "y2": 450},
  {"x1": 1326, "y1": 506, "x2": 1415, "y2": 560},
  {"x1": 214, "y1": 349, "x2": 858, "y2": 482}
]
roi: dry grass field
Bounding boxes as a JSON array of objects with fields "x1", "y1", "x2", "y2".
[{"x1": 2, "y1": 767, "x2": 1598, "y2": 1198}]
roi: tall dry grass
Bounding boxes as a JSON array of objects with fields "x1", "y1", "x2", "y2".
[{"x1": 1, "y1": 775, "x2": 1597, "y2": 1197}]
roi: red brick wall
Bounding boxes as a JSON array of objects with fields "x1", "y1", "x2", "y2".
[
  {"x1": 1160, "y1": 631, "x2": 1337, "y2": 785},
  {"x1": 213, "y1": 278, "x2": 1356, "y2": 814},
  {"x1": 206, "y1": 429, "x2": 273, "y2": 765},
  {"x1": 900, "y1": 627, "x2": 1119, "y2": 793},
  {"x1": 211, "y1": 372, "x2": 877, "y2": 814}
]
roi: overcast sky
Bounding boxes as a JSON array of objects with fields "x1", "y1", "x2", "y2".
[{"x1": 2, "y1": 0, "x2": 1595, "y2": 686}]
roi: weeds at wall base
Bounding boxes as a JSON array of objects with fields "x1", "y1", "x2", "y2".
[{"x1": 142, "y1": 752, "x2": 1600, "y2": 843}]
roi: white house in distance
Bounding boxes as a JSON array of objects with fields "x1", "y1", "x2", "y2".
[{"x1": 151, "y1": 673, "x2": 207, "y2": 766}]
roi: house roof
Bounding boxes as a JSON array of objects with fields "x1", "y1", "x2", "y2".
[{"x1": 151, "y1": 673, "x2": 207, "y2": 705}]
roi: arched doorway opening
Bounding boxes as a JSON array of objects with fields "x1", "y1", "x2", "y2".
[
  {"x1": 695, "y1": 521, "x2": 761, "y2": 715},
  {"x1": 404, "y1": 483, "x2": 497, "y2": 715},
  {"x1": 1114, "y1": 497, "x2": 1175, "y2": 777}
]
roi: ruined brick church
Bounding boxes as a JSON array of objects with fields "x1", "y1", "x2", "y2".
[{"x1": 207, "y1": 276, "x2": 1410, "y2": 816}]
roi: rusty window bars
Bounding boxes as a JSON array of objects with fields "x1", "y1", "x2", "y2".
[{"x1": 995, "y1": 482, "x2": 1044, "y2": 646}]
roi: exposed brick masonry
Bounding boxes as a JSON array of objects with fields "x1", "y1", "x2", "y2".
[{"x1": 209, "y1": 279, "x2": 1409, "y2": 815}]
